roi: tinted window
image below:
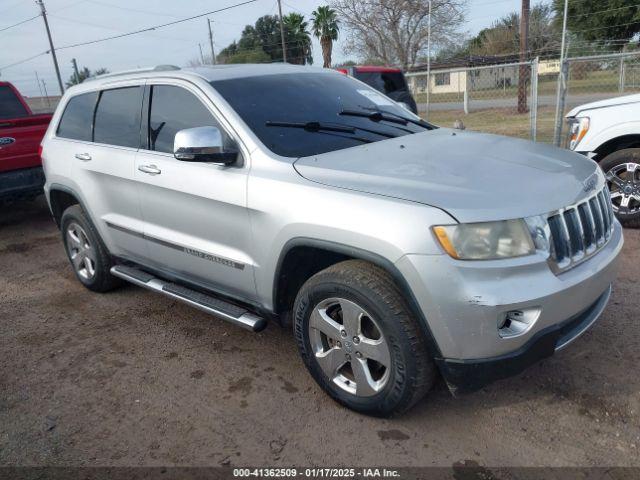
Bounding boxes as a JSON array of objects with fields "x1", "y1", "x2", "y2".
[
  {"x1": 0, "y1": 85, "x2": 29, "y2": 120},
  {"x1": 354, "y1": 71, "x2": 407, "y2": 94},
  {"x1": 57, "y1": 92, "x2": 98, "y2": 141},
  {"x1": 211, "y1": 73, "x2": 428, "y2": 157},
  {"x1": 94, "y1": 87, "x2": 142, "y2": 148},
  {"x1": 148, "y1": 85, "x2": 219, "y2": 154}
]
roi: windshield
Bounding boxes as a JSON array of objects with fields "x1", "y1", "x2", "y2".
[{"x1": 210, "y1": 72, "x2": 429, "y2": 157}]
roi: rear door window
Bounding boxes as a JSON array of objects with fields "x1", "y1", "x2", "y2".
[
  {"x1": 0, "y1": 85, "x2": 29, "y2": 120},
  {"x1": 93, "y1": 86, "x2": 143, "y2": 148},
  {"x1": 56, "y1": 92, "x2": 98, "y2": 142},
  {"x1": 147, "y1": 85, "x2": 221, "y2": 154}
]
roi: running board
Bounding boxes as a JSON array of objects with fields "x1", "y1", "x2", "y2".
[{"x1": 110, "y1": 265, "x2": 267, "y2": 332}]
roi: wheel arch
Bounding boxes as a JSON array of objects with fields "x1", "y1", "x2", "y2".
[
  {"x1": 48, "y1": 184, "x2": 82, "y2": 228},
  {"x1": 272, "y1": 237, "x2": 442, "y2": 358},
  {"x1": 593, "y1": 134, "x2": 640, "y2": 162}
]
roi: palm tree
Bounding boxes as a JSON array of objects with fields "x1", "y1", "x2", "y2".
[
  {"x1": 311, "y1": 6, "x2": 339, "y2": 68},
  {"x1": 284, "y1": 13, "x2": 313, "y2": 65}
]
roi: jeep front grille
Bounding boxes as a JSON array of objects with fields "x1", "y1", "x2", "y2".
[{"x1": 547, "y1": 186, "x2": 614, "y2": 273}]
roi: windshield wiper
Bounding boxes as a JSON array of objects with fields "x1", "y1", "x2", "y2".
[
  {"x1": 266, "y1": 121, "x2": 356, "y2": 134},
  {"x1": 265, "y1": 120, "x2": 375, "y2": 143},
  {"x1": 355, "y1": 106, "x2": 434, "y2": 129},
  {"x1": 340, "y1": 109, "x2": 408, "y2": 125},
  {"x1": 266, "y1": 120, "x2": 397, "y2": 139},
  {"x1": 339, "y1": 109, "x2": 415, "y2": 134}
]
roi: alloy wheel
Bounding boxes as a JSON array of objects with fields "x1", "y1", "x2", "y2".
[
  {"x1": 606, "y1": 162, "x2": 640, "y2": 215},
  {"x1": 308, "y1": 297, "x2": 391, "y2": 397},
  {"x1": 66, "y1": 222, "x2": 97, "y2": 280}
]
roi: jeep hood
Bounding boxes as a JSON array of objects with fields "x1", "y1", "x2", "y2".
[{"x1": 293, "y1": 129, "x2": 601, "y2": 223}]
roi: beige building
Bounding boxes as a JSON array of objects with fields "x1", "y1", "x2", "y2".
[{"x1": 407, "y1": 56, "x2": 558, "y2": 95}]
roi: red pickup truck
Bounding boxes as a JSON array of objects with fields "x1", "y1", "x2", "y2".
[{"x1": 0, "y1": 81, "x2": 52, "y2": 201}]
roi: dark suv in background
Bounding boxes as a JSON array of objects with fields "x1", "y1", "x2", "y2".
[{"x1": 336, "y1": 65, "x2": 418, "y2": 114}]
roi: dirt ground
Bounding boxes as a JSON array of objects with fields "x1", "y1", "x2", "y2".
[{"x1": 1, "y1": 197, "x2": 639, "y2": 468}]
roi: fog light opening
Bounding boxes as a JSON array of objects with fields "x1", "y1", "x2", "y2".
[{"x1": 498, "y1": 308, "x2": 541, "y2": 338}]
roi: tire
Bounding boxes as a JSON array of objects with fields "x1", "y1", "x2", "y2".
[
  {"x1": 293, "y1": 260, "x2": 436, "y2": 416},
  {"x1": 601, "y1": 148, "x2": 640, "y2": 228},
  {"x1": 60, "y1": 204, "x2": 121, "y2": 292}
]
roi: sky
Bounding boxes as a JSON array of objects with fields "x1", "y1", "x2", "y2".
[{"x1": 0, "y1": 0, "x2": 520, "y2": 97}]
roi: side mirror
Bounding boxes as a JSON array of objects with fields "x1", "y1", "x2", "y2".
[{"x1": 173, "y1": 126, "x2": 238, "y2": 165}]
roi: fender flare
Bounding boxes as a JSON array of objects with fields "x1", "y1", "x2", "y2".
[
  {"x1": 48, "y1": 183, "x2": 97, "y2": 231},
  {"x1": 273, "y1": 237, "x2": 443, "y2": 359}
]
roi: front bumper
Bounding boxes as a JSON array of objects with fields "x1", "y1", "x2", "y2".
[
  {"x1": 396, "y1": 219, "x2": 623, "y2": 390},
  {"x1": 436, "y1": 285, "x2": 611, "y2": 394}
]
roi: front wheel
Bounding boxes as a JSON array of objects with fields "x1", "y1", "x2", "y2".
[
  {"x1": 602, "y1": 148, "x2": 640, "y2": 228},
  {"x1": 293, "y1": 260, "x2": 436, "y2": 416}
]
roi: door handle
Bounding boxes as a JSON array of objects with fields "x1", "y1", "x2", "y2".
[
  {"x1": 138, "y1": 164, "x2": 161, "y2": 175},
  {"x1": 74, "y1": 153, "x2": 91, "y2": 161}
]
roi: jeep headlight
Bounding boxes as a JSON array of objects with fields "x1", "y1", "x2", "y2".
[
  {"x1": 432, "y1": 219, "x2": 535, "y2": 260},
  {"x1": 566, "y1": 117, "x2": 589, "y2": 150}
]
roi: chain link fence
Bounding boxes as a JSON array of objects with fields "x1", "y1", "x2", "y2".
[{"x1": 407, "y1": 51, "x2": 640, "y2": 146}]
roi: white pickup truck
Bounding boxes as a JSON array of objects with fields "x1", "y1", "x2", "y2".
[{"x1": 566, "y1": 93, "x2": 640, "y2": 227}]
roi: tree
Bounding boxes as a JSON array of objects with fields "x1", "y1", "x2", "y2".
[
  {"x1": 331, "y1": 0, "x2": 466, "y2": 70},
  {"x1": 284, "y1": 13, "x2": 313, "y2": 64},
  {"x1": 552, "y1": 0, "x2": 640, "y2": 52},
  {"x1": 217, "y1": 14, "x2": 313, "y2": 65},
  {"x1": 467, "y1": 4, "x2": 559, "y2": 58},
  {"x1": 225, "y1": 48, "x2": 272, "y2": 64},
  {"x1": 217, "y1": 16, "x2": 284, "y2": 63},
  {"x1": 311, "y1": 6, "x2": 340, "y2": 67},
  {"x1": 66, "y1": 66, "x2": 109, "y2": 87}
]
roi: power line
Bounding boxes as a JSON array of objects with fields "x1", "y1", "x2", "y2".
[
  {"x1": 55, "y1": 0, "x2": 260, "y2": 51},
  {"x1": 48, "y1": 13, "x2": 195, "y2": 43},
  {"x1": 572, "y1": 20, "x2": 640, "y2": 34},
  {"x1": 0, "y1": 14, "x2": 39, "y2": 33},
  {"x1": 571, "y1": 3, "x2": 640, "y2": 19},
  {"x1": 0, "y1": 38, "x2": 310, "y2": 74},
  {"x1": 85, "y1": 0, "x2": 181, "y2": 19},
  {"x1": 0, "y1": 51, "x2": 48, "y2": 71}
]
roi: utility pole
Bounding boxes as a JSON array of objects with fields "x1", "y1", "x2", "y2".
[
  {"x1": 35, "y1": 71, "x2": 45, "y2": 109},
  {"x1": 277, "y1": 0, "x2": 287, "y2": 63},
  {"x1": 517, "y1": 0, "x2": 530, "y2": 113},
  {"x1": 553, "y1": 0, "x2": 570, "y2": 146},
  {"x1": 35, "y1": 71, "x2": 44, "y2": 97},
  {"x1": 36, "y1": 0, "x2": 64, "y2": 95},
  {"x1": 41, "y1": 79, "x2": 50, "y2": 108},
  {"x1": 425, "y1": 0, "x2": 432, "y2": 120},
  {"x1": 71, "y1": 58, "x2": 80, "y2": 84},
  {"x1": 198, "y1": 43, "x2": 205, "y2": 64},
  {"x1": 207, "y1": 19, "x2": 217, "y2": 65}
]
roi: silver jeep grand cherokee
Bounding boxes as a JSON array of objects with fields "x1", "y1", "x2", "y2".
[{"x1": 41, "y1": 64, "x2": 623, "y2": 416}]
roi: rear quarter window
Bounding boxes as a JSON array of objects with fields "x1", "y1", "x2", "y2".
[
  {"x1": 0, "y1": 85, "x2": 29, "y2": 120},
  {"x1": 57, "y1": 92, "x2": 98, "y2": 141}
]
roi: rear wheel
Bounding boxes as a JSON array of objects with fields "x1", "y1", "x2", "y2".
[
  {"x1": 601, "y1": 148, "x2": 640, "y2": 228},
  {"x1": 293, "y1": 260, "x2": 436, "y2": 416},
  {"x1": 60, "y1": 205, "x2": 121, "y2": 292}
]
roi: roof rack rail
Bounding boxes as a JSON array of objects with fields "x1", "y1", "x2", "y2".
[{"x1": 89, "y1": 65, "x2": 181, "y2": 82}]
